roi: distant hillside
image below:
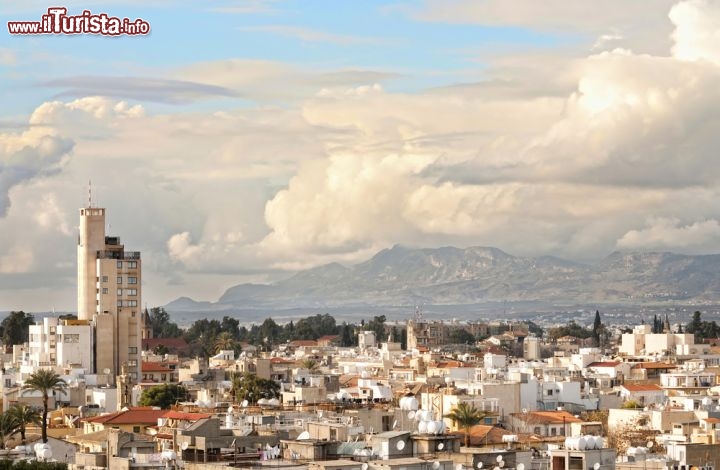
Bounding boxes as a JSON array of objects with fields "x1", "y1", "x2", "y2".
[{"x1": 165, "y1": 245, "x2": 720, "y2": 312}]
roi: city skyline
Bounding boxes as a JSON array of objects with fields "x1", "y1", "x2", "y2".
[{"x1": 2, "y1": 0, "x2": 720, "y2": 311}]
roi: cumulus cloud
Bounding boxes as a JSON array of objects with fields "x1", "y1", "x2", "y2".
[
  {"x1": 670, "y1": 0, "x2": 720, "y2": 64},
  {"x1": 0, "y1": 124, "x2": 73, "y2": 217},
  {"x1": 617, "y1": 218, "x2": 720, "y2": 251}
]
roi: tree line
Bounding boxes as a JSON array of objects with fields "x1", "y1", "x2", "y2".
[{"x1": 147, "y1": 307, "x2": 403, "y2": 357}]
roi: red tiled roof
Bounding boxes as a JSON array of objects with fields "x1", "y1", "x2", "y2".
[
  {"x1": 704, "y1": 418, "x2": 720, "y2": 424},
  {"x1": 511, "y1": 410, "x2": 583, "y2": 425},
  {"x1": 142, "y1": 362, "x2": 174, "y2": 372},
  {"x1": 632, "y1": 362, "x2": 677, "y2": 370},
  {"x1": 622, "y1": 384, "x2": 663, "y2": 392},
  {"x1": 163, "y1": 411, "x2": 211, "y2": 421},
  {"x1": 587, "y1": 361, "x2": 621, "y2": 368},
  {"x1": 84, "y1": 408, "x2": 166, "y2": 425},
  {"x1": 270, "y1": 357, "x2": 296, "y2": 364},
  {"x1": 289, "y1": 340, "x2": 317, "y2": 347}
]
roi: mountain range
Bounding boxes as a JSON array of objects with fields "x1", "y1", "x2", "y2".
[{"x1": 165, "y1": 245, "x2": 720, "y2": 313}]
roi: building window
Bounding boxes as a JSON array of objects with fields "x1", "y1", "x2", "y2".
[
  {"x1": 128, "y1": 261, "x2": 137, "y2": 268},
  {"x1": 102, "y1": 288, "x2": 108, "y2": 294},
  {"x1": 117, "y1": 300, "x2": 123, "y2": 307},
  {"x1": 128, "y1": 360, "x2": 138, "y2": 367},
  {"x1": 128, "y1": 277, "x2": 137, "y2": 284},
  {"x1": 117, "y1": 261, "x2": 123, "y2": 268},
  {"x1": 133, "y1": 426, "x2": 140, "y2": 433},
  {"x1": 127, "y1": 289, "x2": 137, "y2": 296},
  {"x1": 161, "y1": 374, "x2": 167, "y2": 381},
  {"x1": 129, "y1": 347, "x2": 137, "y2": 354},
  {"x1": 131, "y1": 311, "x2": 136, "y2": 317},
  {"x1": 64, "y1": 334, "x2": 80, "y2": 343},
  {"x1": 117, "y1": 289, "x2": 123, "y2": 296},
  {"x1": 102, "y1": 276, "x2": 108, "y2": 283},
  {"x1": 117, "y1": 276, "x2": 122, "y2": 284}
]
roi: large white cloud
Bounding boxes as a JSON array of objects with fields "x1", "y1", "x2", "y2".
[{"x1": 6, "y1": 0, "x2": 720, "y2": 310}]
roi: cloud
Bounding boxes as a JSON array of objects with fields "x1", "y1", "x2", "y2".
[
  {"x1": 38, "y1": 76, "x2": 238, "y2": 104},
  {"x1": 0, "y1": 123, "x2": 74, "y2": 217},
  {"x1": 617, "y1": 218, "x2": 720, "y2": 251},
  {"x1": 409, "y1": 0, "x2": 677, "y2": 53},
  {"x1": 239, "y1": 25, "x2": 385, "y2": 45},
  {"x1": 670, "y1": 0, "x2": 720, "y2": 64}
]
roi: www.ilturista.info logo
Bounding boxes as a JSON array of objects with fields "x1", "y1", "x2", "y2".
[{"x1": 7, "y1": 7, "x2": 150, "y2": 35}]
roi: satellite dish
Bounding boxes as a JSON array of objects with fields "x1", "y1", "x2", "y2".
[
  {"x1": 517, "y1": 464, "x2": 525, "y2": 470},
  {"x1": 297, "y1": 431, "x2": 311, "y2": 440},
  {"x1": 181, "y1": 442, "x2": 189, "y2": 450},
  {"x1": 437, "y1": 443, "x2": 444, "y2": 450},
  {"x1": 396, "y1": 440, "x2": 406, "y2": 451},
  {"x1": 103, "y1": 368, "x2": 111, "y2": 374},
  {"x1": 433, "y1": 462, "x2": 441, "y2": 470},
  {"x1": 497, "y1": 456, "x2": 504, "y2": 463},
  {"x1": 408, "y1": 411, "x2": 416, "y2": 419},
  {"x1": 594, "y1": 464, "x2": 601, "y2": 470},
  {"x1": 362, "y1": 464, "x2": 369, "y2": 470},
  {"x1": 477, "y1": 463, "x2": 483, "y2": 469},
  {"x1": 241, "y1": 400, "x2": 249, "y2": 407},
  {"x1": 522, "y1": 408, "x2": 528, "y2": 414},
  {"x1": 647, "y1": 441, "x2": 654, "y2": 449}
]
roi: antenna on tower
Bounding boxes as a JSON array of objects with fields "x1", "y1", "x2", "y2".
[{"x1": 88, "y1": 180, "x2": 93, "y2": 208}]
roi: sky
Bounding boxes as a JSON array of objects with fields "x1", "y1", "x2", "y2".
[{"x1": 2, "y1": 0, "x2": 720, "y2": 311}]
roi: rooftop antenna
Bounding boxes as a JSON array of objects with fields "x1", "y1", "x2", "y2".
[{"x1": 88, "y1": 179, "x2": 93, "y2": 208}]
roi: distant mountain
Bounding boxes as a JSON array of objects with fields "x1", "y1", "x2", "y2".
[{"x1": 165, "y1": 245, "x2": 720, "y2": 312}]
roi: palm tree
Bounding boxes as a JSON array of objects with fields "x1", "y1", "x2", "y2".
[
  {"x1": 214, "y1": 332, "x2": 236, "y2": 354},
  {"x1": 7, "y1": 404, "x2": 41, "y2": 444},
  {"x1": 444, "y1": 402, "x2": 488, "y2": 447},
  {"x1": 300, "y1": 358, "x2": 320, "y2": 373},
  {"x1": 22, "y1": 369, "x2": 67, "y2": 443},
  {"x1": 0, "y1": 411, "x2": 19, "y2": 449}
]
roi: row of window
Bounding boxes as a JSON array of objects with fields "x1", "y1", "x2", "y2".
[
  {"x1": 99, "y1": 276, "x2": 137, "y2": 284},
  {"x1": 117, "y1": 300, "x2": 139, "y2": 307},
  {"x1": 116, "y1": 261, "x2": 138, "y2": 269},
  {"x1": 99, "y1": 288, "x2": 138, "y2": 296}
]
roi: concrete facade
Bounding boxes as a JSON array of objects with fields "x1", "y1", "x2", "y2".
[{"x1": 77, "y1": 206, "x2": 142, "y2": 383}]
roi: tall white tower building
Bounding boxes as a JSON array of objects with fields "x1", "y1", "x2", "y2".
[{"x1": 77, "y1": 206, "x2": 141, "y2": 383}]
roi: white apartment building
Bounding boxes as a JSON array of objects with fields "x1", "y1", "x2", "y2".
[
  {"x1": 77, "y1": 206, "x2": 142, "y2": 383},
  {"x1": 26, "y1": 317, "x2": 94, "y2": 371},
  {"x1": 620, "y1": 324, "x2": 707, "y2": 356}
]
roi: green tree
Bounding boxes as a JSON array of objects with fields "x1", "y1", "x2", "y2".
[
  {"x1": 232, "y1": 372, "x2": 280, "y2": 404},
  {"x1": 340, "y1": 323, "x2": 354, "y2": 347},
  {"x1": 0, "y1": 411, "x2": 19, "y2": 449},
  {"x1": 148, "y1": 307, "x2": 183, "y2": 338},
  {"x1": 7, "y1": 404, "x2": 40, "y2": 444},
  {"x1": 139, "y1": 384, "x2": 190, "y2": 409},
  {"x1": 592, "y1": 310, "x2": 603, "y2": 346},
  {"x1": 300, "y1": 358, "x2": 320, "y2": 373},
  {"x1": 444, "y1": 402, "x2": 487, "y2": 447},
  {"x1": 366, "y1": 315, "x2": 387, "y2": 341},
  {"x1": 22, "y1": 369, "x2": 67, "y2": 443},
  {"x1": 214, "y1": 331, "x2": 240, "y2": 354},
  {"x1": 0, "y1": 311, "x2": 34, "y2": 351},
  {"x1": 687, "y1": 311, "x2": 703, "y2": 335},
  {"x1": 449, "y1": 329, "x2": 476, "y2": 345}
]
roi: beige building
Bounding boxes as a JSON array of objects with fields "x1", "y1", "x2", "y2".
[{"x1": 77, "y1": 206, "x2": 142, "y2": 383}]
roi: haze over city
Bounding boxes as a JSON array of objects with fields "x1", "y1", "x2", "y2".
[{"x1": 3, "y1": 0, "x2": 720, "y2": 312}]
